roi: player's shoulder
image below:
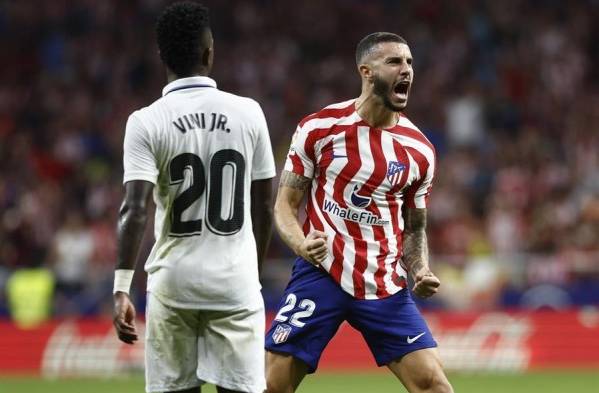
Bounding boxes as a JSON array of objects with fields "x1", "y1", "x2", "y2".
[
  {"x1": 214, "y1": 89, "x2": 262, "y2": 109},
  {"x1": 189, "y1": 89, "x2": 263, "y2": 120},
  {"x1": 128, "y1": 98, "x2": 165, "y2": 127},
  {"x1": 298, "y1": 99, "x2": 357, "y2": 130},
  {"x1": 394, "y1": 114, "x2": 435, "y2": 152}
]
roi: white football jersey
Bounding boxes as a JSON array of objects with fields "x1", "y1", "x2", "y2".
[{"x1": 123, "y1": 76, "x2": 276, "y2": 309}]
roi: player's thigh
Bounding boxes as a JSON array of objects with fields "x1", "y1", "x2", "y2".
[
  {"x1": 348, "y1": 289, "x2": 437, "y2": 367},
  {"x1": 145, "y1": 294, "x2": 203, "y2": 393},
  {"x1": 265, "y1": 258, "x2": 348, "y2": 373},
  {"x1": 199, "y1": 303, "x2": 266, "y2": 393},
  {"x1": 388, "y1": 348, "x2": 452, "y2": 393},
  {"x1": 265, "y1": 351, "x2": 309, "y2": 393}
]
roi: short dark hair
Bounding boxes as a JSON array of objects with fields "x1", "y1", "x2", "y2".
[
  {"x1": 355, "y1": 32, "x2": 407, "y2": 65},
  {"x1": 156, "y1": 1, "x2": 211, "y2": 76}
]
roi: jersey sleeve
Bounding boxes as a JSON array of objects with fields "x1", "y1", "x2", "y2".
[
  {"x1": 251, "y1": 103, "x2": 277, "y2": 180},
  {"x1": 282, "y1": 123, "x2": 315, "y2": 178},
  {"x1": 404, "y1": 153, "x2": 435, "y2": 209},
  {"x1": 122, "y1": 113, "x2": 159, "y2": 185}
]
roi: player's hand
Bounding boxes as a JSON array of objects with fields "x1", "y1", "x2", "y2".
[
  {"x1": 113, "y1": 292, "x2": 138, "y2": 344},
  {"x1": 411, "y1": 267, "x2": 441, "y2": 298},
  {"x1": 298, "y1": 230, "x2": 328, "y2": 266}
]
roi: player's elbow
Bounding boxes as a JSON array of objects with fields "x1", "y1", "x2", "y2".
[
  {"x1": 118, "y1": 200, "x2": 148, "y2": 225},
  {"x1": 252, "y1": 201, "x2": 273, "y2": 230},
  {"x1": 273, "y1": 199, "x2": 296, "y2": 230}
]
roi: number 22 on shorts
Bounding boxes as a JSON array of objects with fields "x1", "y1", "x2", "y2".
[{"x1": 274, "y1": 293, "x2": 316, "y2": 328}]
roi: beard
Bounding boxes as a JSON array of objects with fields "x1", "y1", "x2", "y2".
[{"x1": 373, "y1": 74, "x2": 406, "y2": 112}]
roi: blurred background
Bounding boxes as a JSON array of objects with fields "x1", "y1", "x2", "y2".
[{"x1": 0, "y1": 0, "x2": 598, "y2": 390}]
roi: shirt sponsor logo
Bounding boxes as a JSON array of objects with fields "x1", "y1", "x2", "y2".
[
  {"x1": 350, "y1": 185, "x2": 371, "y2": 208},
  {"x1": 323, "y1": 199, "x2": 389, "y2": 225}
]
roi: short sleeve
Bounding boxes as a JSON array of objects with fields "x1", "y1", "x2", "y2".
[
  {"x1": 251, "y1": 104, "x2": 276, "y2": 180},
  {"x1": 122, "y1": 113, "x2": 159, "y2": 185},
  {"x1": 404, "y1": 154, "x2": 435, "y2": 209},
  {"x1": 283, "y1": 124, "x2": 315, "y2": 178}
]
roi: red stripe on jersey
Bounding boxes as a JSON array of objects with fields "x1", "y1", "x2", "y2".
[
  {"x1": 302, "y1": 215, "x2": 311, "y2": 234},
  {"x1": 303, "y1": 128, "x2": 329, "y2": 162},
  {"x1": 304, "y1": 197, "x2": 325, "y2": 234},
  {"x1": 361, "y1": 130, "x2": 392, "y2": 298},
  {"x1": 298, "y1": 101, "x2": 355, "y2": 128},
  {"x1": 328, "y1": 233, "x2": 346, "y2": 284},
  {"x1": 289, "y1": 152, "x2": 305, "y2": 176},
  {"x1": 403, "y1": 146, "x2": 430, "y2": 209}
]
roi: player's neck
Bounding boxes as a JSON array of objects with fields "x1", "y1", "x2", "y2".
[
  {"x1": 355, "y1": 94, "x2": 399, "y2": 129},
  {"x1": 166, "y1": 68, "x2": 210, "y2": 83}
]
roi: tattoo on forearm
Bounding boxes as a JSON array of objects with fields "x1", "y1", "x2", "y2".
[
  {"x1": 279, "y1": 170, "x2": 311, "y2": 190},
  {"x1": 402, "y1": 208, "x2": 429, "y2": 273}
]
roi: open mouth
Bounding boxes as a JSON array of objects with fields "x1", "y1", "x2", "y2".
[{"x1": 394, "y1": 81, "x2": 410, "y2": 97}]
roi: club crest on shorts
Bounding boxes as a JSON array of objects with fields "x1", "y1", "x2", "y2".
[
  {"x1": 387, "y1": 161, "x2": 406, "y2": 186},
  {"x1": 272, "y1": 323, "x2": 292, "y2": 344}
]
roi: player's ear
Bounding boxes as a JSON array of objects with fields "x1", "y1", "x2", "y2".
[
  {"x1": 202, "y1": 46, "x2": 213, "y2": 68},
  {"x1": 358, "y1": 63, "x2": 373, "y2": 82},
  {"x1": 200, "y1": 29, "x2": 214, "y2": 70}
]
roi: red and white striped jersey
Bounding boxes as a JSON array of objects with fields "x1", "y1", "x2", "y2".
[{"x1": 284, "y1": 99, "x2": 436, "y2": 299}]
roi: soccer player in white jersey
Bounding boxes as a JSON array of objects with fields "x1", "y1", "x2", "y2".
[
  {"x1": 112, "y1": 3, "x2": 275, "y2": 393},
  {"x1": 265, "y1": 33, "x2": 453, "y2": 393}
]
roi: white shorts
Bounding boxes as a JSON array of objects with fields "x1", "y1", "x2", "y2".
[{"x1": 145, "y1": 293, "x2": 266, "y2": 393}]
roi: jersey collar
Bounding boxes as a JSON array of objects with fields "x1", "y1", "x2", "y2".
[{"x1": 162, "y1": 76, "x2": 217, "y2": 96}]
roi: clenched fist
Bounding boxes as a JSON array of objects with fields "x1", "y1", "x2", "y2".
[
  {"x1": 411, "y1": 267, "x2": 441, "y2": 298},
  {"x1": 297, "y1": 230, "x2": 328, "y2": 266}
]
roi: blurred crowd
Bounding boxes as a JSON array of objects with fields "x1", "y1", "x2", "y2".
[{"x1": 1, "y1": 0, "x2": 598, "y2": 323}]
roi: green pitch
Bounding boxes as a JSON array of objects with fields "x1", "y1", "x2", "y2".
[{"x1": 1, "y1": 371, "x2": 597, "y2": 392}]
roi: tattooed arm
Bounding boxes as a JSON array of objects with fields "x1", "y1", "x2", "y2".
[
  {"x1": 274, "y1": 170, "x2": 328, "y2": 266},
  {"x1": 403, "y1": 207, "x2": 440, "y2": 298}
]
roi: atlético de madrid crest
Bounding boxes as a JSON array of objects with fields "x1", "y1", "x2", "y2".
[
  {"x1": 272, "y1": 323, "x2": 292, "y2": 344},
  {"x1": 387, "y1": 161, "x2": 406, "y2": 186}
]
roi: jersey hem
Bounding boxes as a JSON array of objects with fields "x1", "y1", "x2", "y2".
[
  {"x1": 123, "y1": 173, "x2": 157, "y2": 185},
  {"x1": 196, "y1": 368, "x2": 266, "y2": 393},
  {"x1": 251, "y1": 169, "x2": 276, "y2": 180},
  {"x1": 147, "y1": 290, "x2": 264, "y2": 311}
]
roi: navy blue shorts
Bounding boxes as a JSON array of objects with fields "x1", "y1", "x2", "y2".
[{"x1": 265, "y1": 258, "x2": 437, "y2": 373}]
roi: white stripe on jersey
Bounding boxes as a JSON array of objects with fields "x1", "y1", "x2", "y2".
[
  {"x1": 323, "y1": 98, "x2": 356, "y2": 109},
  {"x1": 398, "y1": 115, "x2": 420, "y2": 130},
  {"x1": 302, "y1": 112, "x2": 362, "y2": 134}
]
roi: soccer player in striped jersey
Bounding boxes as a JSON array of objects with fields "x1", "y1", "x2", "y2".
[
  {"x1": 112, "y1": 3, "x2": 275, "y2": 392},
  {"x1": 265, "y1": 32, "x2": 453, "y2": 393}
]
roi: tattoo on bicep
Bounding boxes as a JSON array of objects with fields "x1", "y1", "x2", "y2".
[
  {"x1": 279, "y1": 170, "x2": 311, "y2": 190},
  {"x1": 403, "y1": 208, "x2": 429, "y2": 272},
  {"x1": 404, "y1": 208, "x2": 427, "y2": 232}
]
